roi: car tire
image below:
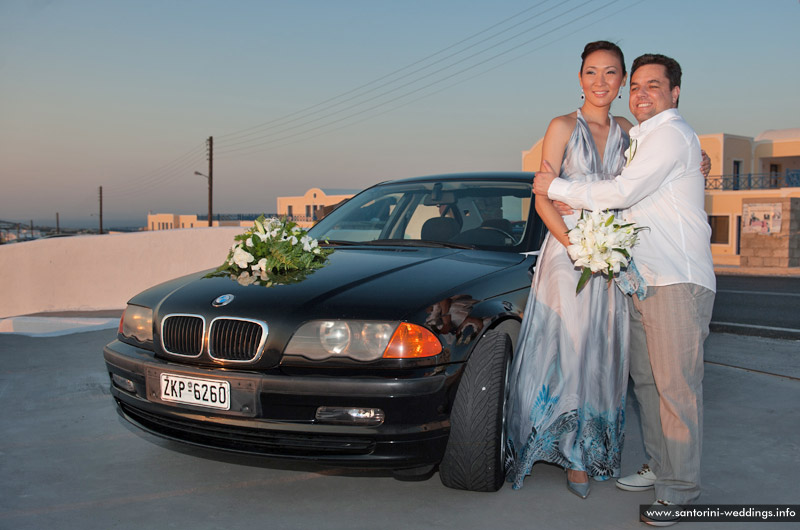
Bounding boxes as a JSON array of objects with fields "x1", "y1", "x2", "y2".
[{"x1": 439, "y1": 330, "x2": 511, "y2": 492}]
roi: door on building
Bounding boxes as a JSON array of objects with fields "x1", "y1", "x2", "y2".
[
  {"x1": 770, "y1": 164, "x2": 781, "y2": 187},
  {"x1": 732, "y1": 160, "x2": 741, "y2": 190}
]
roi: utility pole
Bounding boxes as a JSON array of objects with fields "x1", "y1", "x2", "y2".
[
  {"x1": 207, "y1": 136, "x2": 213, "y2": 227},
  {"x1": 194, "y1": 136, "x2": 214, "y2": 226},
  {"x1": 56, "y1": 212, "x2": 60, "y2": 234},
  {"x1": 99, "y1": 186, "x2": 104, "y2": 234}
]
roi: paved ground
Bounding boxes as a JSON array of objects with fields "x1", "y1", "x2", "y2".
[{"x1": 0, "y1": 326, "x2": 798, "y2": 529}]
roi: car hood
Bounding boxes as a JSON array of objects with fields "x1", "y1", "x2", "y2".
[{"x1": 135, "y1": 247, "x2": 527, "y2": 323}]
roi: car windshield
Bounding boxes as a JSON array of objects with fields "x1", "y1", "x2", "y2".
[{"x1": 309, "y1": 178, "x2": 533, "y2": 251}]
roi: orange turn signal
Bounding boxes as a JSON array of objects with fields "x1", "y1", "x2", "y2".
[
  {"x1": 118, "y1": 307, "x2": 126, "y2": 335},
  {"x1": 382, "y1": 323, "x2": 442, "y2": 359}
]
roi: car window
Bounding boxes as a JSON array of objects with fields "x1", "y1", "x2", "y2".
[
  {"x1": 310, "y1": 179, "x2": 533, "y2": 251},
  {"x1": 314, "y1": 192, "x2": 403, "y2": 242}
]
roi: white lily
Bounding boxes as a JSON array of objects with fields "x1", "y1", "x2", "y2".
[{"x1": 567, "y1": 209, "x2": 645, "y2": 293}]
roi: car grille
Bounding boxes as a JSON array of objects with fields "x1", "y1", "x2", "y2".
[
  {"x1": 209, "y1": 318, "x2": 267, "y2": 362},
  {"x1": 162, "y1": 315, "x2": 204, "y2": 357},
  {"x1": 160, "y1": 314, "x2": 267, "y2": 363}
]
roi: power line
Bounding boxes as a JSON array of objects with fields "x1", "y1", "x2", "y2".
[
  {"x1": 215, "y1": 0, "x2": 643, "y2": 158},
  {"x1": 215, "y1": 0, "x2": 589, "y2": 155},
  {"x1": 215, "y1": 0, "x2": 622, "y2": 158},
  {"x1": 214, "y1": 0, "x2": 555, "y2": 144},
  {"x1": 101, "y1": 0, "x2": 637, "y2": 208},
  {"x1": 104, "y1": 142, "x2": 207, "y2": 197}
]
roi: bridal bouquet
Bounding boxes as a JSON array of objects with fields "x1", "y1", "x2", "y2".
[
  {"x1": 208, "y1": 215, "x2": 332, "y2": 287},
  {"x1": 566, "y1": 210, "x2": 645, "y2": 294}
]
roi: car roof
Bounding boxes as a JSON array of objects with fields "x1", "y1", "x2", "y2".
[{"x1": 375, "y1": 171, "x2": 535, "y2": 187}]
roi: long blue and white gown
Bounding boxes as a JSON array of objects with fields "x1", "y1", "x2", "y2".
[{"x1": 507, "y1": 110, "x2": 630, "y2": 489}]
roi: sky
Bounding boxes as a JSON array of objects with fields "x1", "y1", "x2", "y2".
[{"x1": 1, "y1": 0, "x2": 798, "y2": 229}]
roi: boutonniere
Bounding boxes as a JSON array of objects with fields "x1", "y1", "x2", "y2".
[{"x1": 624, "y1": 138, "x2": 638, "y2": 167}]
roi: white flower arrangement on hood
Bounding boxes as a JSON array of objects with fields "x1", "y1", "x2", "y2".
[{"x1": 209, "y1": 215, "x2": 333, "y2": 287}]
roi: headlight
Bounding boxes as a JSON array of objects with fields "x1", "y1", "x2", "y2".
[
  {"x1": 319, "y1": 321, "x2": 352, "y2": 354},
  {"x1": 285, "y1": 321, "x2": 441, "y2": 362},
  {"x1": 119, "y1": 304, "x2": 153, "y2": 344}
]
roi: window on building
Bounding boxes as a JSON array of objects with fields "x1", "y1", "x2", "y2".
[
  {"x1": 305, "y1": 205, "x2": 311, "y2": 218},
  {"x1": 287, "y1": 205, "x2": 293, "y2": 217},
  {"x1": 708, "y1": 215, "x2": 730, "y2": 244}
]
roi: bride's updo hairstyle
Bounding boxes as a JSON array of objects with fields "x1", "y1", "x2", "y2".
[{"x1": 580, "y1": 41, "x2": 626, "y2": 76}]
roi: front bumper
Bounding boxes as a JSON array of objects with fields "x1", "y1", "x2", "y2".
[{"x1": 104, "y1": 340, "x2": 456, "y2": 467}]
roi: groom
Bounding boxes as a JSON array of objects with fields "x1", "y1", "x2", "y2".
[{"x1": 533, "y1": 53, "x2": 715, "y2": 526}]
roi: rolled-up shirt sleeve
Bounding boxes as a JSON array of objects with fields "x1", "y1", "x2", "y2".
[{"x1": 548, "y1": 126, "x2": 684, "y2": 211}]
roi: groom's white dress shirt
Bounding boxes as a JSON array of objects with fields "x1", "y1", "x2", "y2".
[{"x1": 547, "y1": 108, "x2": 716, "y2": 293}]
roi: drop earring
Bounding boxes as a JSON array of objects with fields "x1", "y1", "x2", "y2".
[{"x1": 580, "y1": 89, "x2": 585, "y2": 100}]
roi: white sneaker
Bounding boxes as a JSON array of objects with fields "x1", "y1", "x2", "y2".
[
  {"x1": 641, "y1": 499, "x2": 681, "y2": 527},
  {"x1": 616, "y1": 463, "x2": 656, "y2": 491}
]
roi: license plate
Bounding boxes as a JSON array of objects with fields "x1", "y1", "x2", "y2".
[{"x1": 160, "y1": 373, "x2": 230, "y2": 410}]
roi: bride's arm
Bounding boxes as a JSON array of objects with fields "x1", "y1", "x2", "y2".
[{"x1": 535, "y1": 116, "x2": 573, "y2": 248}]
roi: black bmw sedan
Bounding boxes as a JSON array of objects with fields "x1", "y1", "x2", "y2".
[{"x1": 103, "y1": 172, "x2": 546, "y2": 492}]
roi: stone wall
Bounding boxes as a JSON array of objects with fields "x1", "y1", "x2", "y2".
[{"x1": 740, "y1": 198, "x2": 800, "y2": 267}]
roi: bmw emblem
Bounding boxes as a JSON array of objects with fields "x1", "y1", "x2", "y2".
[{"x1": 212, "y1": 294, "x2": 235, "y2": 307}]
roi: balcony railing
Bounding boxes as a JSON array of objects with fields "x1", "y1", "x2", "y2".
[
  {"x1": 706, "y1": 170, "x2": 800, "y2": 190},
  {"x1": 197, "y1": 213, "x2": 273, "y2": 221}
]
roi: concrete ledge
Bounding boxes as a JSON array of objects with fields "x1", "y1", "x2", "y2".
[
  {"x1": 0, "y1": 227, "x2": 244, "y2": 318},
  {"x1": 714, "y1": 265, "x2": 800, "y2": 277},
  {"x1": 0, "y1": 316, "x2": 120, "y2": 337},
  {"x1": 2, "y1": 228, "x2": 797, "y2": 319}
]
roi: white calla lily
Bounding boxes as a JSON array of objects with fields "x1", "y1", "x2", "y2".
[{"x1": 566, "y1": 209, "x2": 646, "y2": 293}]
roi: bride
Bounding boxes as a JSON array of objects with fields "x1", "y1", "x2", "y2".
[{"x1": 506, "y1": 40, "x2": 634, "y2": 498}]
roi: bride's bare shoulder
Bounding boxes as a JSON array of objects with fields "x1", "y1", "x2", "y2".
[{"x1": 545, "y1": 112, "x2": 577, "y2": 138}]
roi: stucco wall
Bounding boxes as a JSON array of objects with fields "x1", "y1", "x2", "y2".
[
  {"x1": 521, "y1": 139, "x2": 543, "y2": 172},
  {"x1": 0, "y1": 227, "x2": 244, "y2": 318}
]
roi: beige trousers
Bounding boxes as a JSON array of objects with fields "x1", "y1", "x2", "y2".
[{"x1": 629, "y1": 283, "x2": 715, "y2": 504}]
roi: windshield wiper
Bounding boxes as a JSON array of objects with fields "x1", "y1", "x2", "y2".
[
  {"x1": 320, "y1": 238, "x2": 474, "y2": 249},
  {"x1": 319, "y1": 239, "x2": 361, "y2": 246},
  {"x1": 363, "y1": 239, "x2": 475, "y2": 250}
]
